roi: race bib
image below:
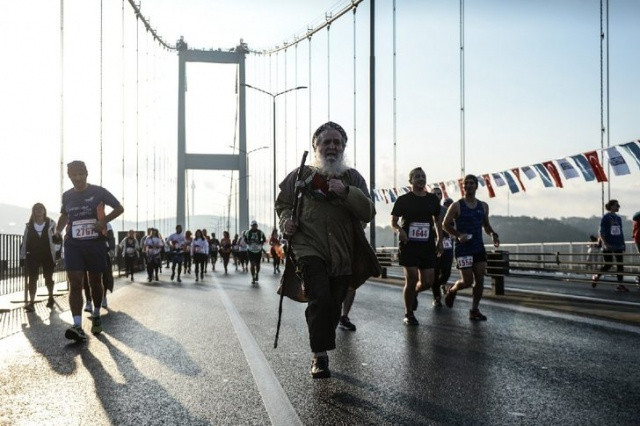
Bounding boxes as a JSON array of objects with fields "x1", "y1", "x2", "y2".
[
  {"x1": 443, "y1": 238, "x2": 453, "y2": 250},
  {"x1": 71, "y1": 219, "x2": 98, "y2": 240},
  {"x1": 456, "y1": 255, "x2": 473, "y2": 268},
  {"x1": 610, "y1": 225, "x2": 621, "y2": 236},
  {"x1": 407, "y1": 222, "x2": 430, "y2": 241}
]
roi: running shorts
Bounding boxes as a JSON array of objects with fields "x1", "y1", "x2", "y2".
[
  {"x1": 398, "y1": 242, "x2": 436, "y2": 269},
  {"x1": 64, "y1": 237, "x2": 108, "y2": 273}
]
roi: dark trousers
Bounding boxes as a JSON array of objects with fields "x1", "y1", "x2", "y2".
[
  {"x1": 432, "y1": 249, "x2": 454, "y2": 298},
  {"x1": 124, "y1": 255, "x2": 136, "y2": 277},
  {"x1": 299, "y1": 256, "x2": 350, "y2": 353},
  {"x1": 26, "y1": 255, "x2": 55, "y2": 299},
  {"x1": 600, "y1": 249, "x2": 624, "y2": 282}
]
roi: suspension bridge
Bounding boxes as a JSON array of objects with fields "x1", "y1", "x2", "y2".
[{"x1": 1, "y1": 1, "x2": 639, "y2": 424}]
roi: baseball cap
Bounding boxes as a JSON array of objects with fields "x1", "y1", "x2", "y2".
[{"x1": 250, "y1": 220, "x2": 258, "y2": 226}]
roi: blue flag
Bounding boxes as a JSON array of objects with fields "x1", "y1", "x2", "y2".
[
  {"x1": 621, "y1": 141, "x2": 640, "y2": 170},
  {"x1": 570, "y1": 154, "x2": 596, "y2": 182},
  {"x1": 533, "y1": 164, "x2": 553, "y2": 187},
  {"x1": 501, "y1": 171, "x2": 520, "y2": 194}
]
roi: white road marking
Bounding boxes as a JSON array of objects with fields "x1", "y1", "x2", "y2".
[{"x1": 215, "y1": 282, "x2": 302, "y2": 426}]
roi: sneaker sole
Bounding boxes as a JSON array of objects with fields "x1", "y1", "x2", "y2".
[{"x1": 65, "y1": 329, "x2": 87, "y2": 342}]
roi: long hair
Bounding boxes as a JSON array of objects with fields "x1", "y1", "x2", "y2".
[{"x1": 28, "y1": 203, "x2": 48, "y2": 226}]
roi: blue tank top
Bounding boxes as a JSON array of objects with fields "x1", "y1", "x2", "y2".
[{"x1": 454, "y1": 199, "x2": 485, "y2": 256}]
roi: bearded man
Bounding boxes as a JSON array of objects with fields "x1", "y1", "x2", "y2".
[{"x1": 275, "y1": 121, "x2": 377, "y2": 379}]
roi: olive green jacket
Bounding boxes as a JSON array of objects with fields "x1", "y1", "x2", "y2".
[{"x1": 275, "y1": 166, "x2": 376, "y2": 277}]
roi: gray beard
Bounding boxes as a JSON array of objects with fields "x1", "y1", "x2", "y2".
[{"x1": 312, "y1": 151, "x2": 349, "y2": 178}]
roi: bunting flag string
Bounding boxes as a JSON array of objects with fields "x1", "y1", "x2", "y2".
[{"x1": 370, "y1": 139, "x2": 639, "y2": 204}]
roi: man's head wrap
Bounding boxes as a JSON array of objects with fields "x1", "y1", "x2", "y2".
[{"x1": 311, "y1": 121, "x2": 348, "y2": 149}]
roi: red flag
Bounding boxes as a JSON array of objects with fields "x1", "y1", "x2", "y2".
[
  {"x1": 584, "y1": 150, "x2": 608, "y2": 183},
  {"x1": 457, "y1": 178, "x2": 464, "y2": 194},
  {"x1": 543, "y1": 161, "x2": 563, "y2": 188},
  {"x1": 381, "y1": 189, "x2": 389, "y2": 204},
  {"x1": 482, "y1": 174, "x2": 496, "y2": 198},
  {"x1": 511, "y1": 168, "x2": 526, "y2": 191},
  {"x1": 439, "y1": 182, "x2": 449, "y2": 199}
]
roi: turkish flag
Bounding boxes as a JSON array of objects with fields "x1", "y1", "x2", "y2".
[
  {"x1": 511, "y1": 168, "x2": 526, "y2": 191},
  {"x1": 543, "y1": 161, "x2": 563, "y2": 188},
  {"x1": 482, "y1": 174, "x2": 496, "y2": 198},
  {"x1": 584, "y1": 150, "x2": 608, "y2": 183}
]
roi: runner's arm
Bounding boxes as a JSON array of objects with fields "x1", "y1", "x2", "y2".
[{"x1": 482, "y1": 202, "x2": 500, "y2": 247}]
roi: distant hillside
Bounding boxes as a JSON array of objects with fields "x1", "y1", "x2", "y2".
[{"x1": 372, "y1": 215, "x2": 634, "y2": 247}]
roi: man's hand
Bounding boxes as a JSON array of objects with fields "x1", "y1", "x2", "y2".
[
  {"x1": 327, "y1": 179, "x2": 348, "y2": 199},
  {"x1": 458, "y1": 233, "x2": 472, "y2": 243},
  {"x1": 398, "y1": 229, "x2": 408, "y2": 243},
  {"x1": 284, "y1": 218, "x2": 298, "y2": 236},
  {"x1": 436, "y1": 237, "x2": 443, "y2": 257},
  {"x1": 491, "y1": 232, "x2": 500, "y2": 248},
  {"x1": 94, "y1": 219, "x2": 106, "y2": 234}
]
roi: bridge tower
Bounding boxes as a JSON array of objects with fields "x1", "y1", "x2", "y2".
[{"x1": 176, "y1": 38, "x2": 249, "y2": 230}]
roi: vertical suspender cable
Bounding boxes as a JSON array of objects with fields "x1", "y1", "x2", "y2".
[
  {"x1": 599, "y1": 0, "x2": 605, "y2": 214},
  {"x1": 60, "y1": 0, "x2": 64, "y2": 198},
  {"x1": 352, "y1": 7, "x2": 357, "y2": 168},
  {"x1": 605, "y1": 0, "x2": 610, "y2": 200},
  {"x1": 460, "y1": 0, "x2": 466, "y2": 177},
  {"x1": 308, "y1": 37, "x2": 313, "y2": 149},
  {"x1": 369, "y1": 0, "x2": 376, "y2": 247},
  {"x1": 121, "y1": 0, "x2": 125, "y2": 231},
  {"x1": 284, "y1": 49, "x2": 288, "y2": 172},
  {"x1": 392, "y1": 0, "x2": 397, "y2": 247},
  {"x1": 327, "y1": 19, "x2": 331, "y2": 120},
  {"x1": 100, "y1": 0, "x2": 104, "y2": 186},
  {"x1": 295, "y1": 44, "x2": 299, "y2": 165},
  {"x1": 135, "y1": 16, "x2": 140, "y2": 231}
]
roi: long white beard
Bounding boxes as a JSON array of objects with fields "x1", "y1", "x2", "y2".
[{"x1": 312, "y1": 151, "x2": 349, "y2": 178}]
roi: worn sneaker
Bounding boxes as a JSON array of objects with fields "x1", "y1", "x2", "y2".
[
  {"x1": 65, "y1": 325, "x2": 87, "y2": 342},
  {"x1": 338, "y1": 316, "x2": 356, "y2": 331},
  {"x1": 91, "y1": 316, "x2": 103, "y2": 335},
  {"x1": 403, "y1": 313, "x2": 419, "y2": 326},
  {"x1": 46, "y1": 297, "x2": 55, "y2": 308},
  {"x1": 616, "y1": 284, "x2": 629, "y2": 292},
  {"x1": 444, "y1": 289, "x2": 457, "y2": 308},
  {"x1": 432, "y1": 298, "x2": 443, "y2": 308},
  {"x1": 84, "y1": 301, "x2": 93, "y2": 313},
  {"x1": 469, "y1": 309, "x2": 487, "y2": 321},
  {"x1": 311, "y1": 355, "x2": 331, "y2": 379}
]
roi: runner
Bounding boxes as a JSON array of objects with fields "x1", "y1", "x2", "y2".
[
  {"x1": 183, "y1": 230, "x2": 193, "y2": 275},
  {"x1": 391, "y1": 167, "x2": 442, "y2": 325},
  {"x1": 238, "y1": 232, "x2": 249, "y2": 272},
  {"x1": 54, "y1": 160, "x2": 124, "y2": 341},
  {"x1": 119, "y1": 229, "x2": 140, "y2": 282},
  {"x1": 442, "y1": 174, "x2": 500, "y2": 321},
  {"x1": 431, "y1": 190, "x2": 455, "y2": 302},
  {"x1": 219, "y1": 231, "x2": 233, "y2": 274},
  {"x1": 269, "y1": 228, "x2": 282, "y2": 274},
  {"x1": 144, "y1": 228, "x2": 164, "y2": 282},
  {"x1": 191, "y1": 229, "x2": 209, "y2": 282},
  {"x1": 209, "y1": 232, "x2": 220, "y2": 272},
  {"x1": 245, "y1": 220, "x2": 266, "y2": 284},
  {"x1": 167, "y1": 224, "x2": 186, "y2": 283},
  {"x1": 231, "y1": 234, "x2": 240, "y2": 271},
  {"x1": 592, "y1": 199, "x2": 627, "y2": 291}
]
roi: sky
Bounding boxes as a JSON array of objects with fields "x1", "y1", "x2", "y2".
[{"x1": 0, "y1": 0, "x2": 639, "y2": 236}]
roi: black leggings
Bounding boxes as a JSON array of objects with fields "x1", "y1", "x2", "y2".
[{"x1": 599, "y1": 249, "x2": 624, "y2": 282}]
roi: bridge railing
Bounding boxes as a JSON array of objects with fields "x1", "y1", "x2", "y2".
[{"x1": 376, "y1": 241, "x2": 640, "y2": 286}]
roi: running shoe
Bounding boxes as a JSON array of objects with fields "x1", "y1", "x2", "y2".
[
  {"x1": 403, "y1": 313, "x2": 419, "y2": 326},
  {"x1": 84, "y1": 301, "x2": 93, "y2": 313},
  {"x1": 469, "y1": 309, "x2": 487, "y2": 321},
  {"x1": 24, "y1": 302, "x2": 35, "y2": 312},
  {"x1": 65, "y1": 325, "x2": 87, "y2": 342},
  {"x1": 46, "y1": 297, "x2": 55, "y2": 308},
  {"x1": 311, "y1": 355, "x2": 331, "y2": 379},
  {"x1": 195, "y1": 276, "x2": 199, "y2": 282},
  {"x1": 338, "y1": 316, "x2": 356, "y2": 331},
  {"x1": 444, "y1": 289, "x2": 457, "y2": 308},
  {"x1": 591, "y1": 274, "x2": 599, "y2": 288},
  {"x1": 177, "y1": 277, "x2": 182, "y2": 283},
  {"x1": 101, "y1": 297, "x2": 108, "y2": 308},
  {"x1": 616, "y1": 284, "x2": 629, "y2": 292},
  {"x1": 91, "y1": 316, "x2": 103, "y2": 335},
  {"x1": 432, "y1": 298, "x2": 443, "y2": 308}
]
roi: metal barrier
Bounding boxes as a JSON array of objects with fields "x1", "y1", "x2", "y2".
[{"x1": 376, "y1": 240, "x2": 640, "y2": 292}]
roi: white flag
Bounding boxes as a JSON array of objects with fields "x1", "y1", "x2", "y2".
[
  {"x1": 556, "y1": 158, "x2": 579, "y2": 179},
  {"x1": 521, "y1": 166, "x2": 537, "y2": 180},
  {"x1": 605, "y1": 147, "x2": 630, "y2": 176}
]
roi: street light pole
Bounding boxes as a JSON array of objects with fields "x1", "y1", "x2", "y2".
[{"x1": 243, "y1": 83, "x2": 307, "y2": 231}]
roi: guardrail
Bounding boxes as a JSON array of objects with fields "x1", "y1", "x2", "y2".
[{"x1": 375, "y1": 241, "x2": 640, "y2": 291}]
